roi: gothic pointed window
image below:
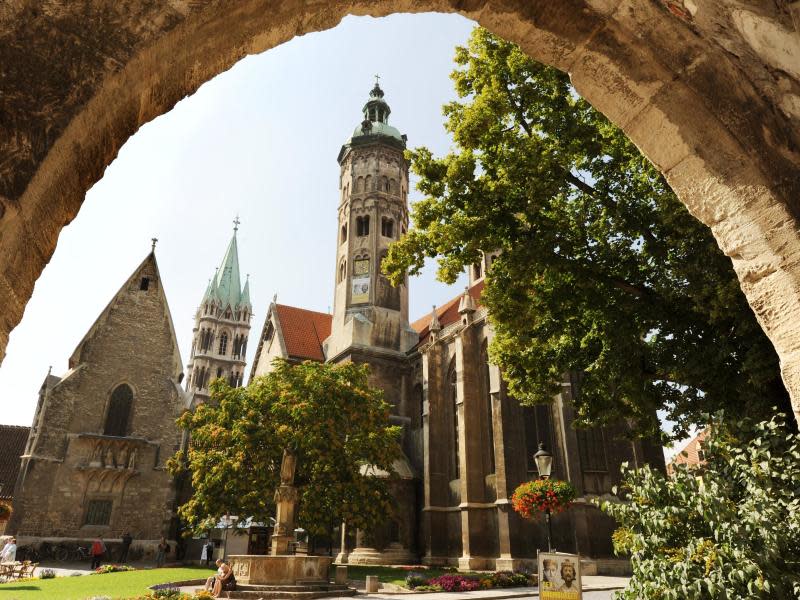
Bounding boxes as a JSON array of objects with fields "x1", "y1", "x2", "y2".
[
  {"x1": 217, "y1": 367, "x2": 223, "y2": 379},
  {"x1": 104, "y1": 384, "x2": 133, "y2": 437},
  {"x1": 219, "y1": 332, "x2": 228, "y2": 356},
  {"x1": 449, "y1": 361, "x2": 461, "y2": 480},
  {"x1": 524, "y1": 404, "x2": 554, "y2": 474},
  {"x1": 339, "y1": 258, "x2": 347, "y2": 283},
  {"x1": 341, "y1": 224, "x2": 347, "y2": 244},
  {"x1": 481, "y1": 341, "x2": 495, "y2": 474}
]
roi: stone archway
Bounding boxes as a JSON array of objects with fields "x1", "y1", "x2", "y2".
[{"x1": 1, "y1": 1, "x2": 799, "y2": 421}]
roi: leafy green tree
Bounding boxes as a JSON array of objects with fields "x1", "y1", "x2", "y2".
[
  {"x1": 170, "y1": 360, "x2": 402, "y2": 538},
  {"x1": 601, "y1": 413, "x2": 800, "y2": 599},
  {"x1": 383, "y1": 27, "x2": 790, "y2": 438}
]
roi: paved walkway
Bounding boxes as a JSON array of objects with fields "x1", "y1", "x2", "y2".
[{"x1": 178, "y1": 576, "x2": 629, "y2": 599}]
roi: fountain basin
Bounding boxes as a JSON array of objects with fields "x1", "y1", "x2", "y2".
[{"x1": 229, "y1": 555, "x2": 334, "y2": 586}]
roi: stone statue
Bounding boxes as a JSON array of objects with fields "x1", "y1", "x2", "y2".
[
  {"x1": 89, "y1": 443, "x2": 102, "y2": 466},
  {"x1": 271, "y1": 448, "x2": 299, "y2": 556},
  {"x1": 118, "y1": 447, "x2": 128, "y2": 469},
  {"x1": 128, "y1": 449, "x2": 137, "y2": 470},
  {"x1": 279, "y1": 449, "x2": 296, "y2": 485},
  {"x1": 104, "y1": 447, "x2": 114, "y2": 468}
]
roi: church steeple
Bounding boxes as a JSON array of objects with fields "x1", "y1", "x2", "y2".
[
  {"x1": 185, "y1": 219, "x2": 252, "y2": 406},
  {"x1": 324, "y1": 80, "x2": 418, "y2": 360}
]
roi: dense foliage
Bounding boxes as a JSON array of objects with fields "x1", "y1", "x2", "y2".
[
  {"x1": 170, "y1": 360, "x2": 402, "y2": 537},
  {"x1": 383, "y1": 27, "x2": 790, "y2": 438},
  {"x1": 405, "y1": 571, "x2": 532, "y2": 591},
  {"x1": 511, "y1": 479, "x2": 576, "y2": 519},
  {"x1": 601, "y1": 413, "x2": 800, "y2": 599}
]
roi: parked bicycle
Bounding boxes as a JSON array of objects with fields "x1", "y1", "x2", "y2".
[
  {"x1": 53, "y1": 544, "x2": 90, "y2": 562},
  {"x1": 15, "y1": 545, "x2": 40, "y2": 562}
]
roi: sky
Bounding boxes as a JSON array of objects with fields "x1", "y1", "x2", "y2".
[{"x1": 0, "y1": 13, "x2": 474, "y2": 427}]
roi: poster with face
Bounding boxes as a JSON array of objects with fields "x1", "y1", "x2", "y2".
[
  {"x1": 352, "y1": 258, "x2": 370, "y2": 304},
  {"x1": 539, "y1": 552, "x2": 582, "y2": 599}
]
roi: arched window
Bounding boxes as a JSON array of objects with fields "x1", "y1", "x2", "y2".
[
  {"x1": 104, "y1": 384, "x2": 133, "y2": 437},
  {"x1": 341, "y1": 224, "x2": 347, "y2": 244},
  {"x1": 449, "y1": 362, "x2": 460, "y2": 480},
  {"x1": 414, "y1": 383, "x2": 424, "y2": 426},
  {"x1": 241, "y1": 337, "x2": 247, "y2": 356},
  {"x1": 381, "y1": 217, "x2": 394, "y2": 238},
  {"x1": 219, "y1": 332, "x2": 228, "y2": 356},
  {"x1": 381, "y1": 176, "x2": 389, "y2": 192},
  {"x1": 389, "y1": 178, "x2": 396, "y2": 193},
  {"x1": 481, "y1": 341, "x2": 495, "y2": 474},
  {"x1": 356, "y1": 215, "x2": 370, "y2": 237},
  {"x1": 339, "y1": 259, "x2": 347, "y2": 283},
  {"x1": 357, "y1": 176, "x2": 364, "y2": 192},
  {"x1": 473, "y1": 262, "x2": 483, "y2": 281},
  {"x1": 365, "y1": 175, "x2": 372, "y2": 191},
  {"x1": 224, "y1": 308, "x2": 232, "y2": 319},
  {"x1": 216, "y1": 367, "x2": 223, "y2": 379}
]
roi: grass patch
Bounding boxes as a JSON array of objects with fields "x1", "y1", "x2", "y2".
[
  {"x1": 344, "y1": 565, "x2": 455, "y2": 587},
  {"x1": 0, "y1": 566, "x2": 214, "y2": 600}
]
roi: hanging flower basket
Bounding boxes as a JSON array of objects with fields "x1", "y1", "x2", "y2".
[
  {"x1": 511, "y1": 479, "x2": 576, "y2": 520},
  {"x1": 0, "y1": 501, "x2": 12, "y2": 521}
]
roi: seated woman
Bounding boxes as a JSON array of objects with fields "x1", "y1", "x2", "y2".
[
  {"x1": 212, "y1": 560, "x2": 236, "y2": 597},
  {"x1": 205, "y1": 559, "x2": 224, "y2": 592}
]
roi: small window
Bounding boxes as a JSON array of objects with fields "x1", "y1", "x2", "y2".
[
  {"x1": 341, "y1": 224, "x2": 348, "y2": 244},
  {"x1": 219, "y1": 332, "x2": 228, "y2": 356},
  {"x1": 356, "y1": 215, "x2": 370, "y2": 237},
  {"x1": 85, "y1": 499, "x2": 112, "y2": 526},
  {"x1": 381, "y1": 218, "x2": 394, "y2": 238},
  {"x1": 216, "y1": 367, "x2": 223, "y2": 379},
  {"x1": 264, "y1": 322, "x2": 275, "y2": 343},
  {"x1": 139, "y1": 277, "x2": 150, "y2": 291},
  {"x1": 339, "y1": 259, "x2": 347, "y2": 283},
  {"x1": 473, "y1": 263, "x2": 482, "y2": 280}
]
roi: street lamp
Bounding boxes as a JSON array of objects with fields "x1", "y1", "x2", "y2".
[{"x1": 533, "y1": 442, "x2": 554, "y2": 552}]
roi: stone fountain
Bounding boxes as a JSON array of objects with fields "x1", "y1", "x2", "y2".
[{"x1": 225, "y1": 450, "x2": 355, "y2": 599}]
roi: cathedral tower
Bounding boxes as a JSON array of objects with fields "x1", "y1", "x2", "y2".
[
  {"x1": 325, "y1": 81, "x2": 417, "y2": 361},
  {"x1": 186, "y1": 221, "x2": 252, "y2": 406}
]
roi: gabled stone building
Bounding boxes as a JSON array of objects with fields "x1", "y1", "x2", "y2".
[
  {"x1": 7, "y1": 251, "x2": 187, "y2": 548},
  {"x1": 250, "y1": 81, "x2": 665, "y2": 571}
]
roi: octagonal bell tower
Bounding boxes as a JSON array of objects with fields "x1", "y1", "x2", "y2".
[{"x1": 325, "y1": 81, "x2": 418, "y2": 361}]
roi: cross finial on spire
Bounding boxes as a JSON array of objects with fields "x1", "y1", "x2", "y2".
[
  {"x1": 233, "y1": 215, "x2": 241, "y2": 232},
  {"x1": 374, "y1": 73, "x2": 380, "y2": 86},
  {"x1": 151, "y1": 237, "x2": 158, "y2": 252}
]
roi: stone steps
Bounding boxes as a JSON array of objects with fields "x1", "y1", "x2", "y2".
[{"x1": 221, "y1": 583, "x2": 357, "y2": 599}]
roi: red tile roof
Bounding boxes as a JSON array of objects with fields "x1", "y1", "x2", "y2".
[
  {"x1": 412, "y1": 280, "x2": 485, "y2": 345},
  {"x1": 274, "y1": 304, "x2": 332, "y2": 362},
  {"x1": 0, "y1": 425, "x2": 29, "y2": 499},
  {"x1": 667, "y1": 429, "x2": 708, "y2": 475}
]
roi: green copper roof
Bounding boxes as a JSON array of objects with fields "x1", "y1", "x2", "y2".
[
  {"x1": 344, "y1": 80, "x2": 406, "y2": 146},
  {"x1": 202, "y1": 227, "x2": 251, "y2": 310},
  {"x1": 241, "y1": 276, "x2": 251, "y2": 307}
]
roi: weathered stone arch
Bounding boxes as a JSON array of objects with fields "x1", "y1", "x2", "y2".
[{"x1": 2, "y1": 1, "x2": 800, "y2": 422}]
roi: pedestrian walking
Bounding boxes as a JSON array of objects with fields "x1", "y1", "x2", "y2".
[
  {"x1": 155, "y1": 536, "x2": 168, "y2": 567},
  {"x1": 201, "y1": 539, "x2": 214, "y2": 566},
  {"x1": 118, "y1": 532, "x2": 133, "y2": 562},
  {"x1": 90, "y1": 537, "x2": 106, "y2": 570}
]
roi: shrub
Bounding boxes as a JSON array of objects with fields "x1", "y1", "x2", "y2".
[
  {"x1": 0, "y1": 501, "x2": 12, "y2": 520},
  {"x1": 39, "y1": 568, "x2": 56, "y2": 579},
  {"x1": 413, "y1": 585, "x2": 444, "y2": 592},
  {"x1": 511, "y1": 479, "x2": 576, "y2": 520},
  {"x1": 193, "y1": 592, "x2": 214, "y2": 600},
  {"x1": 600, "y1": 412, "x2": 800, "y2": 599},
  {"x1": 405, "y1": 572, "x2": 427, "y2": 589}
]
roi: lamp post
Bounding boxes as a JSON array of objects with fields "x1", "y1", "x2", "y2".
[{"x1": 533, "y1": 442, "x2": 554, "y2": 552}]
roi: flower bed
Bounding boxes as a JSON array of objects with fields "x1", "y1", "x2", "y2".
[
  {"x1": 404, "y1": 570, "x2": 532, "y2": 591},
  {"x1": 94, "y1": 564, "x2": 137, "y2": 575},
  {"x1": 511, "y1": 478, "x2": 576, "y2": 520}
]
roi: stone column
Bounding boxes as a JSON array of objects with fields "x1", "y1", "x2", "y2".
[{"x1": 335, "y1": 522, "x2": 348, "y2": 564}]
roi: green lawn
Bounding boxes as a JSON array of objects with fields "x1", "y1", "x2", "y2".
[{"x1": 0, "y1": 566, "x2": 213, "y2": 600}]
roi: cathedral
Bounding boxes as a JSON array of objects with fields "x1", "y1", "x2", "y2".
[
  {"x1": 249, "y1": 82, "x2": 665, "y2": 571},
  {"x1": 7, "y1": 80, "x2": 663, "y2": 571}
]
